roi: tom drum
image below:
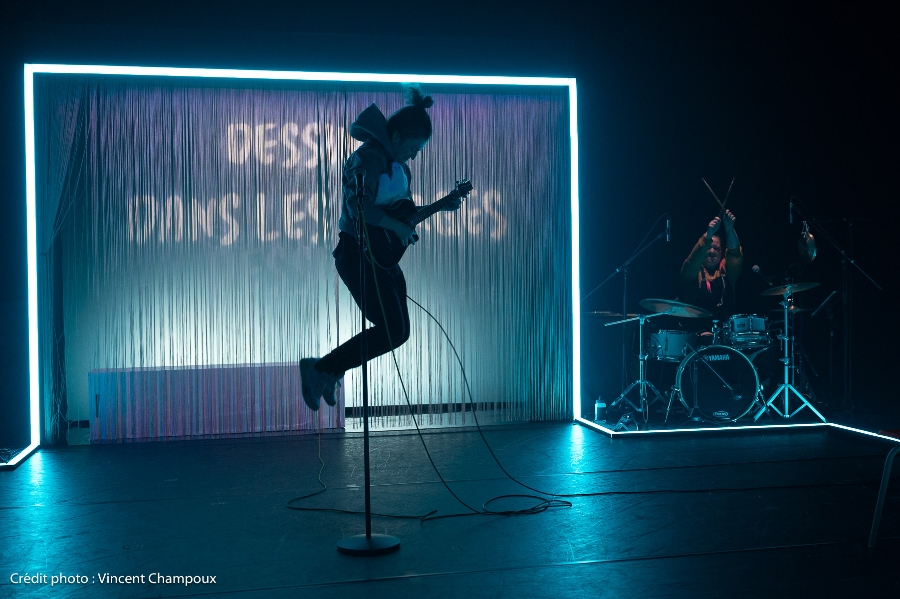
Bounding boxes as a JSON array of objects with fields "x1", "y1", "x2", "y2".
[{"x1": 722, "y1": 314, "x2": 770, "y2": 349}]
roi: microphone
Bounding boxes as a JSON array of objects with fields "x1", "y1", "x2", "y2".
[
  {"x1": 666, "y1": 219, "x2": 670, "y2": 242},
  {"x1": 354, "y1": 169, "x2": 366, "y2": 192},
  {"x1": 751, "y1": 265, "x2": 773, "y2": 286},
  {"x1": 789, "y1": 199, "x2": 793, "y2": 224}
]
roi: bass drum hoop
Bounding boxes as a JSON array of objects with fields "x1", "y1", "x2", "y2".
[{"x1": 675, "y1": 345, "x2": 760, "y2": 422}]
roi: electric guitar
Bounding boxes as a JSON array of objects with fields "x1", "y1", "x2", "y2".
[{"x1": 365, "y1": 179, "x2": 473, "y2": 268}]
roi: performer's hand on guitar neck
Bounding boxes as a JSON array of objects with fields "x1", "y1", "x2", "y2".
[
  {"x1": 382, "y1": 216, "x2": 417, "y2": 247},
  {"x1": 441, "y1": 190, "x2": 464, "y2": 212}
]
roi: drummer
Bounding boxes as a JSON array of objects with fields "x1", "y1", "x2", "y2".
[{"x1": 679, "y1": 210, "x2": 743, "y2": 322}]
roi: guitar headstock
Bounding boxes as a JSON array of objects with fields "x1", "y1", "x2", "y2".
[{"x1": 455, "y1": 179, "x2": 473, "y2": 199}]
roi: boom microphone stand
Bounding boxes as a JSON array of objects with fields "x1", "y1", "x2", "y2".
[
  {"x1": 790, "y1": 201, "x2": 881, "y2": 412},
  {"x1": 812, "y1": 290, "x2": 837, "y2": 405},
  {"x1": 582, "y1": 217, "x2": 669, "y2": 398},
  {"x1": 605, "y1": 311, "x2": 670, "y2": 427},
  {"x1": 336, "y1": 171, "x2": 401, "y2": 557}
]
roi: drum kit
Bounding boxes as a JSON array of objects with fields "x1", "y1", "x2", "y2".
[{"x1": 593, "y1": 280, "x2": 827, "y2": 429}]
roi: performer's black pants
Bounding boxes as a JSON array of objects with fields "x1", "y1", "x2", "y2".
[{"x1": 315, "y1": 232, "x2": 411, "y2": 376}]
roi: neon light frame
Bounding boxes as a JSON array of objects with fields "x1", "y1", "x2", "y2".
[
  {"x1": 12, "y1": 64, "x2": 580, "y2": 468},
  {"x1": 12, "y1": 65, "x2": 897, "y2": 467}
]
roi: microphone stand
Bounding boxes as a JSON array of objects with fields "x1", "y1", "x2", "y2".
[
  {"x1": 791, "y1": 202, "x2": 882, "y2": 413},
  {"x1": 583, "y1": 227, "x2": 667, "y2": 404},
  {"x1": 605, "y1": 310, "x2": 671, "y2": 429},
  {"x1": 336, "y1": 172, "x2": 401, "y2": 557},
  {"x1": 812, "y1": 290, "x2": 838, "y2": 406}
]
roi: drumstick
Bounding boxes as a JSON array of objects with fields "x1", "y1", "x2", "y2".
[
  {"x1": 701, "y1": 177, "x2": 723, "y2": 209},
  {"x1": 720, "y1": 178, "x2": 735, "y2": 214},
  {"x1": 701, "y1": 177, "x2": 734, "y2": 218}
]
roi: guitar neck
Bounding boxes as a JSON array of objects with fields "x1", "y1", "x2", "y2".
[{"x1": 403, "y1": 193, "x2": 457, "y2": 227}]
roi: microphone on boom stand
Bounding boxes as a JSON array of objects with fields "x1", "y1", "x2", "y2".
[{"x1": 751, "y1": 265, "x2": 774, "y2": 286}]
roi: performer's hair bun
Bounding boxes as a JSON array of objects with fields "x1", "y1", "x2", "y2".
[{"x1": 405, "y1": 84, "x2": 434, "y2": 109}]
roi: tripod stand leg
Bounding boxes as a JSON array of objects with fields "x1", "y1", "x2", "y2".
[
  {"x1": 755, "y1": 384, "x2": 787, "y2": 421},
  {"x1": 785, "y1": 384, "x2": 827, "y2": 422},
  {"x1": 610, "y1": 381, "x2": 641, "y2": 411},
  {"x1": 645, "y1": 381, "x2": 666, "y2": 405},
  {"x1": 665, "y1": 387, "x2": 679, "y2": 423}
]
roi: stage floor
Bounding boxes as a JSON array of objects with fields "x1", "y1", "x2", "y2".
[{"x1": 2, "y1": 423, "x2": 899, "y2": 597}]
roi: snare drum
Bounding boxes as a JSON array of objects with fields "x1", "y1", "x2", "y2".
[
  {"x1": 675, "y1": 345, "x2": 760, "y2": 421},
  {"x1": 647, "y1": 330, "x2": 698, "y2": 362},
  {"x1": 723, "y1": 314, "x2": 770, "y2": 349}
]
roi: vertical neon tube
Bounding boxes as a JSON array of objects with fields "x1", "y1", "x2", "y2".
[
  {"x1": 24, "y1": 65, "x2": 41, "y2": 449},
  {"x1": 569, "y1": 79, "x2": 580, "y2": 421}
]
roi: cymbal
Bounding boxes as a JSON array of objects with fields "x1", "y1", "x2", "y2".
[
  {"x1": 639, "y1": 298, "x2": 712, "y2": 319},
  {"x1": 760, "y1": 282, "x2": 819, "y2": 296},
  {"x1": 768, "y1": 306, "x2": 812, "y2": 314},
  {"x1": 583, "y1": 311, "x2": 639, "y2": 319}
]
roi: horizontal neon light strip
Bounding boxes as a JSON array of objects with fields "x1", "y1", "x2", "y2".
[
  {"x1": 826, "y1": 423, "x2": 900, "y2": 444},
  {"x1": 576, "y1": 417, "x2": 900, "y2": 443},
  {"x1": 0, "y1": 443, "x2": 39, "y2": 470},
  {"x1": 25, "y1": 64, "x2": 574, "y2": 87},
  {"x1": 577, "y1": 416, "x2": 830, "y2": 436}
]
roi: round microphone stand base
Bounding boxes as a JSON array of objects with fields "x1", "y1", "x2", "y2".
[{"x1": 337, "y1": 534, "x2": 401, "y2": 557}]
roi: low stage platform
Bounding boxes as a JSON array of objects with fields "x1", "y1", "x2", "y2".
[{"x1": 2, "y1": 422, "x2": 899, "y2": 597}]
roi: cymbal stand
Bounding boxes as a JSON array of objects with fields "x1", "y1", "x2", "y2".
[
  {"x1": 606, "y1": 311, "x2": 670, "y2": 428},
  {"x1": 754, "y1": 290, "x2": 826, "y2": 422}
]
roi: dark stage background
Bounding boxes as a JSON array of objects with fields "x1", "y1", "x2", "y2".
[{"x1": 1, "y1": 2, "x2": 896, "y2": 447}]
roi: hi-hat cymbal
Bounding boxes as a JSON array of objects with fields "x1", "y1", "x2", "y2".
[
  {"x1": 583, "y1": 311, "x2": 639, "y2": 319},
  {"x1": 760, "y1": 282, "x2": 819, "y2": 296},
  {"x1": 768, "y1": 306, "x2": 812, "y2": 314},
  {"x1": 639, "y1": 298, "x2": 712, "y2": 318}
]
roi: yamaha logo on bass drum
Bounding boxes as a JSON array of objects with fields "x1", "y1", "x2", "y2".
[{"x1": 703, "y1": 353, "x2": 731, "y2": 361}]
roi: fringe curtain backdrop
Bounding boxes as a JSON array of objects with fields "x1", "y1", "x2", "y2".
[{"x1": 33, "y1": 75, "x2": 572, "y2": 442}]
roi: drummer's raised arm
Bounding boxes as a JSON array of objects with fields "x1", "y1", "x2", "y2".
[
  {"x1": 722, "y1": 210, "x2": 740, "y2": 250},
  {"x1": 706, "y1": 216, "x2": 721, "y2": 240}
]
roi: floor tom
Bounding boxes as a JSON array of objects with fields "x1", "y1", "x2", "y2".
[{"x1": 647, "y1": 330, "x2": 698, "y2": 362}]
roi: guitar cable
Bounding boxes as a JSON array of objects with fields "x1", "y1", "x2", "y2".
[
  {"x1": 288, "y1": 202, "x2": 571, "y2": 521},
  {"x1": 287, "y1": 206, "x2": 898, "y2": 523}
]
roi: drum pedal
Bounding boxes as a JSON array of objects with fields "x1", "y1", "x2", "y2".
[{"x1": 611, "y1": 413, "x2": 639, "y2": 432}]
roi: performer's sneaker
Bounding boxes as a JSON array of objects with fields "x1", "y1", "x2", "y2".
[
  {"x1": 321, "y1": 371, "x2": 342, "y2": 407},
  {"x1": 299, "y1": 358, "x2": 323, "y2": 411}
]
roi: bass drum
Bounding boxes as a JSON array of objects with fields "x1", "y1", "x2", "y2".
[{"x1": 675, "y1": 345, "x2": 760, "y2": 422}]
